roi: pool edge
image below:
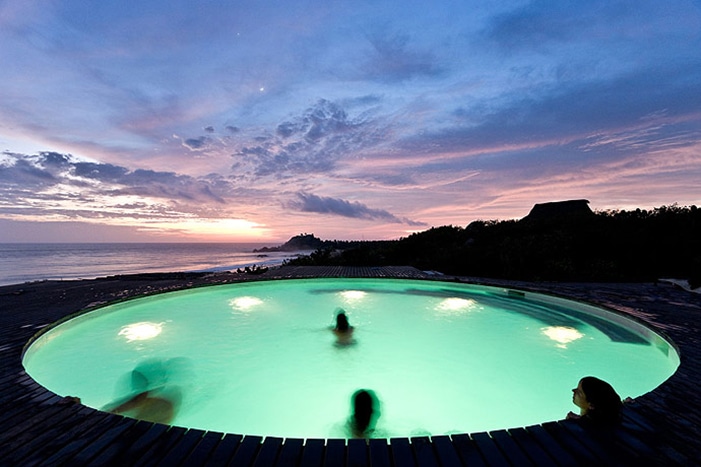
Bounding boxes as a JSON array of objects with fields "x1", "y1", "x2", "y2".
[{"x1": 2, "y1": 266, "x2": 700, "y2": 465}]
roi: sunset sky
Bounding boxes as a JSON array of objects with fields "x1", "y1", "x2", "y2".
[{"x1": 1, "y1": 1, "x2": 700, "y2": 242}]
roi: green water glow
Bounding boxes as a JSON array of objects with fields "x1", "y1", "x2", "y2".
[{"x1": 23, "y1": 279, "x2": 679, "y2": 439}]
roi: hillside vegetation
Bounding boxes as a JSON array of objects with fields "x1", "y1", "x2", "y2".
[{"x1": 285, "y1": 203, "x2": 701, "y2": 285}]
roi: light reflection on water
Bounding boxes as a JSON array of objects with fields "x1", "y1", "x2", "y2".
[
  {"x1": 23, "y1": 278, "x2": 679, "y2": 439},
  {"x1": 541, "y1": 326, "x2": 585, "y2": 348},
  {"x1": 118, "y1": 322, "x2": 164, "y2": 341}
]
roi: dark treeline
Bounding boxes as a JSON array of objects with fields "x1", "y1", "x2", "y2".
[{"x1": 286, "y1": 204, "x2": 701, "y2": 285}]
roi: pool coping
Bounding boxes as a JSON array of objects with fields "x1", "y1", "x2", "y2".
[{"x1": 1, "y1": 265, "x2": 700, "y2": 466}]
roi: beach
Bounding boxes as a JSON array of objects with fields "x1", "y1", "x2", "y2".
[{"x1": 0, "y1": 243, "x2": 310, "y2": 287}]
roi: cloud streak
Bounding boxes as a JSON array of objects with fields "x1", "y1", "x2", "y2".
[{"x1": 289, "y1": 192, "x2": 426, "y2": 226}]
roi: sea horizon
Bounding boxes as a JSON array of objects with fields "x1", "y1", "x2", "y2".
[{"x1": 0, "y1": 242, "x2": 311, "y2": 287}]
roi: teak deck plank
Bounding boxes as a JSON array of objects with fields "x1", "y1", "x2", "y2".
[
  {"x1": 253, "y1": 436, "x2": 283, "y2": 467},
  {"x1": 523, "y1": 424, "x2": 578, "y2": 467},
  {"x1": 389, "y1": 437, "x2": 416, "y2": 467},
  {"x1": 229, "y1": 434, "x2": 263, "y2": 467},
  {"x1": 91, "y1": 420, "x2": 162, "y2": 465},
  {"x1": 489, "y1": 430, "x2": 534, "y2": 467},
  {"x1": 274, "y1": 438, "x2": 305, "y2": 467},
  {"x1": 35, "y1": 413, "x2": 117, "y2": 466},
  {"x1": 133, "y1": 426, "x2": 189, "y2": 467},
  {"x1": 410, "y1": 436, "x2": 439, "y2": 467},
  {"x1": 324, "y1": 438, "x2": 346, "y2": 466},
  {"x1": 560, "y1": 421, "x2": 626, "y2": 465},
  {"x1": 430, "y1": 435, "x2": 463, "y2": 467},
  {"x1": 471, "y1": 432, "x2": 510, "y2": 467},
  {"x1": 299, "y1": 438, "x2": 325, "y2": 467},
  {"x1": 206, "y1": 433, "x2": 243, "y2": 465},
  {"x1": 506, "y1": 427, "x2": 559, "y2": 467},
  {"x1": 8, "y1": 409, "x2": 112, "y2": 464},
  {"x1": 450, "y1": 434, "x2": 487, "y2": 467},
  {"x1": 180, "y1": 431, "x2": 226, "y2": 467},
  {"x1": 156, "y1": 428, "x2": 208, "y2": 466},
  {"x1": 347, "y1": 438, "x2": 369, "y2": 467},
  {"x1": 111, "y1": 422, "x2": 170, "y2": 464},
  {"x1": 541, "y1": 421, "x2": 603, "y2": 465},
  {"x1": 69, "y1": 418, "x2": 138, "y2": 465},
  {"x1": 368, "y1": 438, "x2": 392, "y2": 467}
]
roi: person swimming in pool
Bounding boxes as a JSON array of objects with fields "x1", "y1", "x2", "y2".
[
  {"x1": 106, "y1": 388, "x2": 178, "y2": 424},
  {"x1": 103, "y1": 358, "x2": 188, "y2": 425},
  {"x1": 567, "y1": 376, "x2": 623, "y2": 426},
  {"x1": 332, "y1": 309, "x2": 355, "y2": 346},
  {"x1": 349, "y1": 389, "x2": 379, "y2": 438}
]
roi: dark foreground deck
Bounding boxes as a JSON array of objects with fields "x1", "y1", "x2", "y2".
[{"x1": 1, "y1": 266, "x2": 700, "y2": 466}]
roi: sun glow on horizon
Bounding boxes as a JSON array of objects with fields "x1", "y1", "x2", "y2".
[
  {"x1": 145, "y1": 218, "x2": 272, "y2": 241},
  {"x1": 162, "y1": 218, "x2": 263, "y2": 232}
]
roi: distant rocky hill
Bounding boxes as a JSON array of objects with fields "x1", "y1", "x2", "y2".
[
  {"x1": 521, "y1": 199, "x2": 595, "y2": 223},
  {"x1": 253, "y1": 233, "x2": 327, "y2": 252}
]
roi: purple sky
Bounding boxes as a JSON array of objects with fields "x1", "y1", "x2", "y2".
[{"x1": 1, "y1": 0, "x2": 700, "y2": 242}]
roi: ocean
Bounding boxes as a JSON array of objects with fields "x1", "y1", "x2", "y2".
[{"x1": 0, "y1": 243, "x2": 312, "y2": 287}]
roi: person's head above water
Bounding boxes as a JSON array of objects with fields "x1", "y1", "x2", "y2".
[
  {"x1": 572, "y1": 376, "x2": 622, "y2": 425},
  {"x1": 335, "y1": 310, "x2": 350, "y2": 332},
  {"x1": 351, "y1": 389, "x2": 378, "y2": 437}
]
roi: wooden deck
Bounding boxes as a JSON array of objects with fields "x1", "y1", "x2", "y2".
[{"x1": 1, "y1": 266, "x2": 700, "y2": 466}]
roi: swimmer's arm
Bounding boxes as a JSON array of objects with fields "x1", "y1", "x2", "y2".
[{"x1": 106, "y1": 391, "x2": 149, "y2": 414}]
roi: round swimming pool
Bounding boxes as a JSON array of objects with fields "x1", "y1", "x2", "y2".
[{"x1": 22, "y1": 278, "x2": 679, "y2": 439}]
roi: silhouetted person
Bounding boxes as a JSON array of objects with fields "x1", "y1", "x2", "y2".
[
  {"x1": 59, "y1": 396, "x2": 81, "y2": 405},
  {"x1": 107, "y1": 388, "x2": 178, "y2": 424},
  {"x1": 103, "y1": 358, "x2": 188, "y2": 425},
  {"x1": 567, "y1": 376, "x2": 622, "y2": 426},
  {"x1": 350, "y1": 389, "x2": 379, "y2": 438},
  {"x1": 335, "y1": 311, "x2": 350, "y2": 331},
  {"x1": 332, "y1": 309, "x2": 355, "y2": 346}
]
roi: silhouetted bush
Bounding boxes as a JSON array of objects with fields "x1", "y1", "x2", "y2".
[{"x1": 286, "y1": 204, "x2": 700, "y2": 282}]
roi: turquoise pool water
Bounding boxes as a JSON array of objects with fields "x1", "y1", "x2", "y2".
[{"x1": 23, "y1": 279, "x2": 679, "y2": 439}]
